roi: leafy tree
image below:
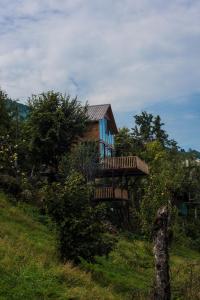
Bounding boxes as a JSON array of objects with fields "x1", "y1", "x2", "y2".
[
  {"x1": 187, "y1": 148, "x2": 200, "y2": 159},
  {"x1": 59, "y1": 141, "x2": 99, "y2": 182},
  {"x1": 152, "y1": 115, "x2": 169, "y2": 146},
  {"x1": 139, "y1": 141, "x2": 182, "y2": 235},
  {"x1": 0, "y1": 90, "x2": 24, "y2": 195},
  {"x1": 132, "y1": 111, "x2": 153, "y2": 143},
  {"x1": 44, "y1": 171, "x2": 114, "y2": 263},
  {"x1": 26, "y1": 91, "x2": 88, "y2": 172},
  {"x1": 114, "y1": 112, "x2": 197, "y2": 238},
  {"x1": 115, "y1": 127, "x2": 134, "y2": 156},
  {"x1": 131, "y1": 111, "x2": 172, "y2": 148},
  {"x1": 0, "y1": 89, "x2": 11, "y2": 134}
]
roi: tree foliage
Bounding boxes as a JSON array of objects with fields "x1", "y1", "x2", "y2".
[
  {"x1": 115, "y1": 127, "x2": 135, "y2": 156},
  {"x1": 59, "y1": 141, "x2": 99, "y2": 182},
  {"x1": 115, "y1": 111, "x2": 200, "y2": 245},
  {"x1": 131, "y1": 111, "x2": 177, "y2": 149},
  {"x1": 26, "y1": 91, "x2": 88, "y2": 170},
  {"x1": 139, "y1": 140, "x2": 184, "y2": 235},
  {"x1": 44, "y1": 171, "x2": 114, "y2": 263},
  {"x1": 0, "y1": 89, "x2": 11, "y2": 134}
]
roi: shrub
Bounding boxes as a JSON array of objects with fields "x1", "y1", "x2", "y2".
[
  {"x1": 44, "y1": 171, "x2": 115, "y2": 263},
  {"x1": 0, "y1": 174, "x2": 21, "y2": 196}
]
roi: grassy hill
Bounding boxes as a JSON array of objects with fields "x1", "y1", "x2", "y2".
[
  {"x1": 0, "y1": 193, "x2": 119, "y2": 300},
  {"x1": 0, "y1": 192, "x2": 200, "y2": 299}
]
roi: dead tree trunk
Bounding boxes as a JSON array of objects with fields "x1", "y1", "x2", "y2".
[{"x1": 153, "y1": 206, "x2": 171, "y2": 300}]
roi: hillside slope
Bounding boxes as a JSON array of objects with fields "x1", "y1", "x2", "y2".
[
  {"x1": 84, "y1": 235, "x2": 200, "y2": 299},
  {"x1": 0, "y1": 193, "x2": 119, "y2": 300},
  {"x1": 0, "y1": 192, "x2": 200, "y2": 300}
]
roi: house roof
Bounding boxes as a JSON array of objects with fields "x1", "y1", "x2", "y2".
[
  {"x1": 87, "y1": 104, "x2": 118, "y2": 134},
  {"x1": 87, "y1": 104, "x2": 110, "y2": 121}
]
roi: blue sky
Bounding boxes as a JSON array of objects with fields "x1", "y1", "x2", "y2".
[
  {"x1": 115, "y1": 93, "x2": 200, "y2": 150},
  {"x1": 0, "y1": 0, "x2": 200, "y2": 150}
]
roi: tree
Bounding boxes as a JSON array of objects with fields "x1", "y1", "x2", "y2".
[
  {"x1": 59, "y1": 141, "x2": 99, "y2": 182},
  {"x1": 153, "y1": 206, "x2": 171, "y2": 300},
  {"x1": 44, "y1": 171, "x2": 114, "y2": 263},
  {"x1": 187, "y1": 148, "x2": 200, "y2": 159},
  {"x1": 115, "y1": 127, "x2": 134, "y2": 156},
  {"x1": 139, "y1": 140, "x2": 185, "y2": 235},
  {"x1": 0, "y1": 90, "x2": 24, "y2": 195},
  {"x1": 152, "y1": 115, "x2": 169, "y2": 147},
  {"x1": 26, "y1": 91, "x2": 88, "y2": 172},
  {"x1": 132, "y1": 111, "x2": 153, "y2": 143},
  {"x1": 131, "y1": 111, "x2": 171, "y2": 148},
  {"x1": 0, "y1": 89, "x2": 11, "y2": 134}
]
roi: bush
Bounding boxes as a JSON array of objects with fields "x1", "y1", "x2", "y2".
[
  {"x1": 185, "y1": 218, "x2": 200, "y2": 251},
  {"x1": 0, "y1": 174, "x2": 21, "y2": 196},
  {"x1": 44, "y1": 171, "x2": 115, "y2": 263}
]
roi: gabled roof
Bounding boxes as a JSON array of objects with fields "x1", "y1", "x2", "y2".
[
  {"x1": 87, "y1": 104, "x2": 110, "y2": 120},
  {"x1": 87, "y1": 104, "x2": 118, "y2": 134}
]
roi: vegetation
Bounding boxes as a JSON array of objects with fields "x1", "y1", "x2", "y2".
[
  {"x1": 26, "y1": 91, "x2": 88, "y2": 173},
  {"x1": 0, "y1": 90, "x2": 11, "y2": 133},
  {"x1": 0, "y1": 192, "x2": 119, "y2": 300},
  {"x1": 0, "y1": 193, "x2": 200, "y2": 299},
  {"x1": 44, "y1": 171, "x2": 114, "y2": 263},
  {"x1": 0, "y1": 87, "x2": 200, "y2": 299},
  {"x1": 115, "y1": 112, "x2": 200, "y2": 244}
]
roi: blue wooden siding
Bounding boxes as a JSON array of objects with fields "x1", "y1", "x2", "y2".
[{"x1": 99, "y1": 118, "x2": 114, "y2": 157}]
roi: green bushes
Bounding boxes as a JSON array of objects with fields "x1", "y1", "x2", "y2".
[
  {"x1": 184, "y1": 218, "x2": 200, "y2": 251},
  {"x1": 0, "y1": 174, "x2": 21, "y2": 195},
  {"x1": 44, "y1": 171, "x2": 115, "y2": 263}
]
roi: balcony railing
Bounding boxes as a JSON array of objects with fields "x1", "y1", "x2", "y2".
[
  {"x1": 98, "y1": 156, "x2": 149, "y2": 175},
  {"x1": 94, "y1": 187, "x2": 129, "y2": 201}
]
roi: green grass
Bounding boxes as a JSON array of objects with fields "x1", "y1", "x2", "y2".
[
  {"x1": 82, "y1": 237, "x2": 200, "y2": 299},
  {"x1": 0, "y1": 193, "x2": 119, "y2": 300},
  {"x1": 0, "y1": 192, "x2": 200, "y2": 300},
  {"x1": 81, "y1": 238, "x2": 154, "y2": 298}
]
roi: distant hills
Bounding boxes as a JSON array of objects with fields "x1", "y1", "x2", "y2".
[{"x1": 6, "y1": 99, "x2": 29, "y2": 119}]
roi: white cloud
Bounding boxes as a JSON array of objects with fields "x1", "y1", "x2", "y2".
[{"x1": 0, "y1": 0, "x2": 200, "y2": 110}]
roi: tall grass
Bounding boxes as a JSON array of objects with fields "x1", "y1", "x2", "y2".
[
  {"x1": 82, "y1": 235, "x2": 200, "y2": 299},
  {"x1": 0, "y1": 192, "x2": 200, "y2": 299},
  {"x1": 0, "y1": 193, "x2": 119, "y2": 299}
]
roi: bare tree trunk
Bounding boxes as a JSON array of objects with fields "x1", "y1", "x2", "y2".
[{"x1": 153, "y1": 206, "x2": 171, "y2": 300}]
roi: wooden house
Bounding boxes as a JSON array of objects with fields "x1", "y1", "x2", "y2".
[
  {"x1": 82, "y1": 104, "x2": 118, "y2": 157},
  {"x1": 83, "y1": 104, "x2": 149, "y2": 203}
]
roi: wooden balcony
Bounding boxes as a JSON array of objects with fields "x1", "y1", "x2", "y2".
[
  {"x1": 94, "y1": 187, "x2": 129, "y2": 201},
  {"x1": 97, "y1": 156, "x2": 149, "y2": 177}
]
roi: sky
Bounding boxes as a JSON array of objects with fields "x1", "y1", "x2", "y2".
[{"x1": 0, "y1": 0, "x2": 200, "y2": 150}]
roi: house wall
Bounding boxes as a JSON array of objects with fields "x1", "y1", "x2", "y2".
[
  {"x1": 81, "y1": 118, "x2": 115, "y2": 158},
  {"x1": 99, "y1": 118, "x2": 114, "y2": 157},
  {"x1": 82, "y1": 122, "x2": 99, "y2": 141}
]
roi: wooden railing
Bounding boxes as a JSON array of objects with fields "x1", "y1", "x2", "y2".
[
  {"x1": 99, "y1": 156, "x2": 149, "y2": 174},
  {"x1": 94, "y1": 187, "x2": 129, "y2": 201}
]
